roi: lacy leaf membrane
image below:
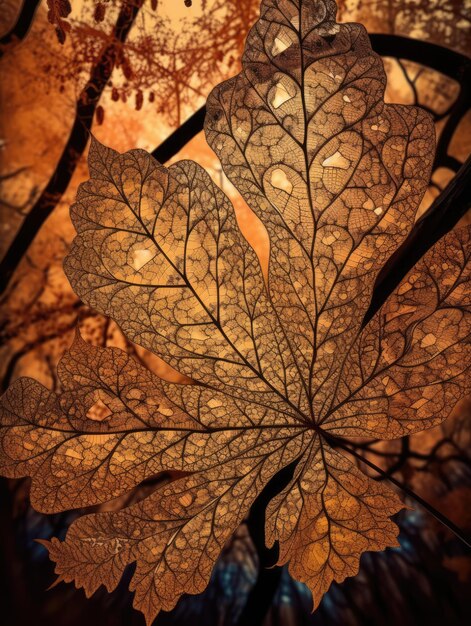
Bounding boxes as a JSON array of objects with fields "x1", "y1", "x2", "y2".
[{"x1": 1, "y1": 0, "x2": 469, "y2": 622}]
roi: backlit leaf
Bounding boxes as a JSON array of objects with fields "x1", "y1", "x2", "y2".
[{"x1": 1, "y1": 0, "x2": 469, "y2": 622}]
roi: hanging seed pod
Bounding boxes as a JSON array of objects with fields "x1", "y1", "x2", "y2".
[
  {"x1": 55, "y1": 26, "x2": 66, "y2": 44},
  {"x1": 122, "y1": 59, "x2": 134, "y2": 80},
  {"x1": 95, "y1": 105, "x2": 105, "y2": 125},
  {"x1": 94, "y1": 3, "x2": 106, "y2": 22}
]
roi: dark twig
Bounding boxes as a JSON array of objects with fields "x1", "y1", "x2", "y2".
[
  {"x1": 434, "y1": 84, "x2": 471, "y2": 172},
  {"x1": 369, "y1": 35, "x2": 471, "y2": 173},
  {"x1": 328, "y1": 435, "x2": 471, "y2": 549},
  {"x1": 363, "y1": 154, "x2": 471, "y2": 326},
  {"x1": 0, "y1": 0, "x2": 41, "y2": 54},
  {"x1": 0, "y1": 0, "x2": 145, "y2": 296},
  {"x1": 369, "y1": 33, "x2": 471, "y2": 84},
  {"x1": 151, "y1": 106, "x2": 207, "y2": 163},
  {"x1": 1, "y1": 301, "x2": 86, "y2": 393},
  {"x1": 235, "y1": 458, "x2": 300, "y2": 626}
]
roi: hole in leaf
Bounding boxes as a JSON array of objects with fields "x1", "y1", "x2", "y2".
[
  {"x1": 270, "y1": 168, "x2": 293, "y2": 193},
  {"x1": 65, "y1": 448, "x2": 83, "y2": 460},
  {"x1": 159, "y1": 406, "x2": 174, "y2": 417},
  {"x1": 322, "y1": 34, "x2": 336, "y2": 43},
  {"x1": 421, "y1": 333, "x2": 437, "y2": 348},
  {"x1": 86, "y1": 399, "x2": 112, "y2": 421},
  {"x1": 179, "y1": 493, "x2": 194, "y2": 507},
  {"x1": 132, "y1": 248, "x2": 154, "y2": 270},
  {"x1": 271, "y1": 82, "x2": 293, "y2": 109},
  {"x1": 272, "y1": 35, "x2": 292, "y2": 56},
  {"x1": 321, "y1": 151, "x2": 350, "y2": 169}
]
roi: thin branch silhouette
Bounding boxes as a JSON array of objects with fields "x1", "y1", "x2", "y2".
[
  {"x1": 0, "y1": 0, "x2": 41, "y2": 54},
  {"x1": 363, "y1": 154, "x2": 471, "y2": 326},
  {"x1": 331, "y1": 436, "x2": 471, "y2": 549},
  {"x1": 0, "y1": 0, "x2": 145, "y2": 295}
]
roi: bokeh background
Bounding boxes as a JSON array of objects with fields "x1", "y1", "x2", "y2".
[{"x1": 0, "y1": 1, "x2": 470, "y2": 625}]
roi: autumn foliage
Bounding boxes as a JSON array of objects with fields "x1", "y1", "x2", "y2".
[{"x1": 0, "y1": 1, "x2": 469, "y2": 623}]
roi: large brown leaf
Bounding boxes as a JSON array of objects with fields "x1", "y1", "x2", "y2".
[{"x1": 0, "y1": 0, "x2": 469, "y2": 622}]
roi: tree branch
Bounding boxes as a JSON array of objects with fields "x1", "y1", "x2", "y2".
[
  {"x1": 368, "y1": 33, "x2": 471, "y2": 84},
  {"x1": 363, "y1": 154, "x2": 471, "y2": 326},
  {"x1": 0, "y1": 0, "x2": 145, "y2": 296},
  {"x1": 434, "y1": 85, "x2": 471, "y2": 171},
  {"x1": 151, "y1": 106, "x2": 207, "y2": 163},
  {"x1": 328, "y1": 434, "x2": 471, "y2": 549},
  {"x1": 235, "y1": 458, "x2": 300, "y2": 626},
  {"x1": 0, "y1": 0, "x2": 41, "y2": 54}
]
